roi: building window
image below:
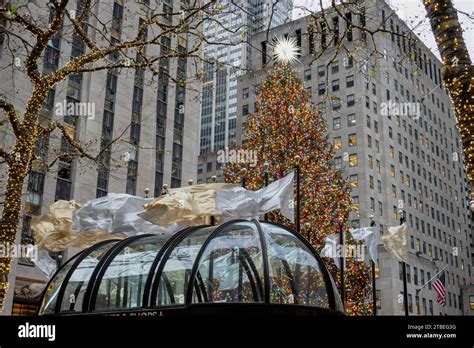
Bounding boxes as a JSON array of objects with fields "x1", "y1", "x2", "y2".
[
  {"x1": 331, "y1": 97, "x2": 341, "y2": 109},
  {"x1": 347, "y1": 94, "x2": 355, "y2": 106},
  {"x1": 352, "y1": 196, "x2": 359, "y2": 215},
  {"x1": 347, "y1": 113, "x2": 356, "y2": 126},
  {"x1": 242, "y1": 104, "x2": 249, "y2": 116},
  {"x1": 470, "y1": 295, "x2": 474, "y2": 310},
  {"x1": 12, "y1": 302, "x2": 38, "y2": 316},
  {"x1": 369, "y1": 197, "x2": 375, "y2": 211},
  {"x1": 349, "y1": 154, "x2": 357, "y2": 167},
  {"x1": 346, "y1": 75, "x2": 354, "y2": 88},
  {"x1": 334, "y1": 137, "x2": 342, "y2": 150},
  {"x1": 242, "y1": 88, "x2": 249, "y2": 99},
  {"x1": 348, "y1": 133, "x2": 357, "y2": 146},
  {"x1": 317, "y1": 64, "x2": 325, "y2": 77},
  {"x1": 369, "y1": 176, "x2": 374, "y2": 189},
  {"x1": 350, "y1": 174, "x2": 358, "y2": 188},
  {"x1": 207, "y1": 162, "x2": 212, "y2": 172},
  {"x1": 304, "y1": 69, "x2": 311, "y2": 81},
  {"x1": 318, "y1": 83, "x2": 325, "y2": 95},
  {"x1": 331, "y1": 60, "x2": 339, "y2": 74},
  {"x1": 333, "y1": 117, "x2": 341, "y2": 130},
  {"x1": 332, "y1": 79, "x2": 340, "y2": 91},
  {"x1": 334, "y1": 157, "x2": 342, "y2": 170}
]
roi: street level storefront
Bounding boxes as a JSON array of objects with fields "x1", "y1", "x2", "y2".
[{"x1": 38, "y1": 219, "x2": 344, "y2": 316}]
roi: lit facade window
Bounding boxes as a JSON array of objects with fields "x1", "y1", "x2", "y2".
[
  {"x1": 350, "y1": 174, "x2": 358, "y2": 188},
  {"x1": 334, "y1": 137, "x2": 342, "y2": 150},
  {"x1": 349, "y1": 154, "x2": 358, "y2": 167},
  {"x1": 348, "y1": 133, "x2": 357, "y2": 146}
]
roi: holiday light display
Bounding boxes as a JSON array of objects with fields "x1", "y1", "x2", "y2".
[
  {"x1": 423, "y1": 0, "x2": 474, "y2": 203},
  {"x1": 223, "y1": 63, "x2": 372, "y2": 315}
]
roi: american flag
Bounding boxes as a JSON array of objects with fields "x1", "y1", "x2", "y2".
[{"x1": 433, "y1": 272, "x2": 446, "y2": 307}]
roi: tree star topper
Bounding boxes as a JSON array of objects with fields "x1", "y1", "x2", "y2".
[{"x1": 271, "y1": 36, "x2": 300, "y2": 65}]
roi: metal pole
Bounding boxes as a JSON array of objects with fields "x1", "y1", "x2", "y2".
[
  {"x1": 339, "y1": 224, "x2": 345, "y2": 307},
  {"x1": 400, "y1": 212, "x2": 409, "y2": 316},
  {"x1": 264, "y1": 170, "x2": 269, "y2": 221},
  {"x1": 416, "y1": 265, "x2": 448, "y2": 295},
  {"x1": 295, "y1": 164, "x2": 301, "y2": 235},
  {"x1": 370, "y1": 220, "x2": 377, "y2": 316},
  {"x1": 402, "y1": 261, "x2": 409, "y2": 316},
  {"x1": 240, "y1": 168, "x2": 247, "y2": 189}
]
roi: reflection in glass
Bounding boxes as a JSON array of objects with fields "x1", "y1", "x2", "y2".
[
  {"x1": 192, "y1": 221, "x2": 264, "y2": 303},
  {"x1": 153, "y1": 227, "x2": 215, "y2": 306},
  {"x1": 262, "y1": 223, "x2": 329, "y2": 307},
  {"x1": 94, "y1": 235, "x2": 171, "y2": 311},
  {"x1": 59, "y1": 241, "x2": 118, "y2": 312},
  {"x1": 39, "y1": 253, "x2": 81, "y2": 314}
]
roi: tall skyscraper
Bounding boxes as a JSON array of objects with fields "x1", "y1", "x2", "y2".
[
  {"x1": 197, "y1": 0, "x2": 292, "y2": 184},
  {"x1": 236, "y1": 0, "x2": 473, "y2": 315},
  {"x1": 0, "y1": 0, "x2": 200, "y2": 314}
]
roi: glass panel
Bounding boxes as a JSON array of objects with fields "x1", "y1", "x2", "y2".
[
  {"x1": 38, "y1": 253, "x2": 82, "y2": 314},
  {"x1": 58, "y1": 241, "x2": 119, "y2": 312},
  {"x1": 95, "y1": 234, "x2": 171, "y2": 310},
  {"x1": 93, "y1": 235, "x2": 171, "y2": 311},
  {"x1": 154, "y1": 227, "x2": 215, "y2": 306},
  {"x1": 262, "y1": 223, "x2": 329, "y2": 307},
  {"x1": 192, "y1": 221, "x2": 264, "y2": 304}
]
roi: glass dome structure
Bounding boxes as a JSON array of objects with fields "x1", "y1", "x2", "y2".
[{"x1": 38, "y1": 219, "x2": 344, "y2": 316}]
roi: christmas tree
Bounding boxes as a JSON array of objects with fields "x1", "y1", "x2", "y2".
[{"x1": 223, "y1": 47, "x2": 372, "y2": 315}]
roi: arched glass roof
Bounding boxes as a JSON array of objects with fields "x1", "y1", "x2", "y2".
[{"x1": 38, "y1": 220, "x2": 344, "y2": 315}]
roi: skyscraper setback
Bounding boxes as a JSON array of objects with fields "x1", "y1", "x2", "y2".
[{"x1": 197, "y1": 0, "x2": 292, "y2": 184}]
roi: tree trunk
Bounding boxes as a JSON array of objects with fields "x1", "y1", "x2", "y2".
[
  {"x1": 0, "y1": 87, "x2": 48, "y2": 312},
  {"x1": 0, "y1": 162, "x2": 28, "y2": 310},
  {"x1": 423, "y1": 0, "x2": 474, "y2": 202}
]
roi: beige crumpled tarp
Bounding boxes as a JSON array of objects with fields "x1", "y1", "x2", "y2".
[
  {"x1": 31, "y1": 200, "x2": 124, "y2": 252},
  {"x1": 139, "y1": 183, "x2": 239, "y2": 227},
  {"x1": 381, "y1": 223, "x2": 408, "y2": 263}
]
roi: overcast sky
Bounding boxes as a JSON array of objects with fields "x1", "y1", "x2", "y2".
[{"x1": 292, "y1": 0, "x2": 474, "y2": 60}]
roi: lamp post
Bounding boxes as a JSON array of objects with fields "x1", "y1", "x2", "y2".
[
  {"x1": 294, "y1": 155, "x2": 301, "y2": 235},
  {"x1": 263, "y1": 162, "x2": 269, "y2": 221},
  {"x1": 210, "y1": 177, "x2": 217, "y2": 225},
  {"x1": 240, "y1": 168, "x2": 247, "y2": 189},
  {"x1": 369, "y1": 215, "x2": 377, "y2": 316},
  {"x1": 399, "y1": 209, "x2": 409, "y2": 316},
  {"x1": 339, "y1": 220, "x2": 344, "y2": 307}
]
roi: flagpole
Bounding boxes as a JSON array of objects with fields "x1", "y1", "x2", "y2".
[
  {"x1": 370, "y1": 218, "x2": 377, "y2": 316},
  {"x1": 400, "y1": 211, "x2": 409, "y2": 316}
]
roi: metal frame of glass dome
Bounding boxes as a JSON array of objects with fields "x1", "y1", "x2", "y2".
[{"x1": 38, "y1": 219, "x2": 345, "y2": 316}]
